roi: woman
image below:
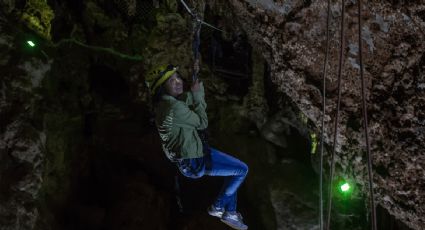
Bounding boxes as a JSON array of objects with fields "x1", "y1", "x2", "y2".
[{"x1": 147, "y1": 64, "x2": 249, "y2": 230}]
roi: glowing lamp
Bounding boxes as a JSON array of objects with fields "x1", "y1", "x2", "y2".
[
  {"x1": 27, "y1": 40, "x2": 36, "y2": 47},
  {"x1": 340, "y1": 182, "x2": 350, "y2": 192}
]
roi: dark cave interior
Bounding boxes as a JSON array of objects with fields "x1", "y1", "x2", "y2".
[{"x1": 0, "y1": 1, "x2": 423, "y2": 230}]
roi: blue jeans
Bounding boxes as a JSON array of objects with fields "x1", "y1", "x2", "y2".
[{"x1": 177, "y1": 148, "x2": 248, "y2": 211}]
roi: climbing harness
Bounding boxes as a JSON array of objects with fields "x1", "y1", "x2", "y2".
[{"x1": 323, "y1": 0, "x2": 377, "y2": 229}]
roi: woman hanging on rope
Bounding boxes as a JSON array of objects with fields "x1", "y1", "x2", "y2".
[{"x1": 146, "y1": 62, "x2": 249, "y2": 230}]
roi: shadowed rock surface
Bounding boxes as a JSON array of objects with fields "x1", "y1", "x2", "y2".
[{"x1": 0, "y1": 0, "x2": 423, "y2": 230}]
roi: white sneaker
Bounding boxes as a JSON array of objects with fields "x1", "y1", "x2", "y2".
[
  {"x1": 221, "y1": 211, "x2": 248, "y2": 230},
  {"x1": 207, "y1": 205, "x2": 224, "y2": 218}
]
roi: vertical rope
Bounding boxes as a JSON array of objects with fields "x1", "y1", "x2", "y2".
[
  {"x1": 174, "y1": 174, "x2": 184, "y2": 213},
  {"x1": 357, "y1": 0, "x2": 377, "y2": 229},
  {"x1": 320, "y1": 0, "x2": 332, "y2": 229},
  {"x1": 326, "y1": 0, "x2": 345, "y2": 229},
  {"x1": 192, "y1": 20, "x2": 202, "y2": 81}
]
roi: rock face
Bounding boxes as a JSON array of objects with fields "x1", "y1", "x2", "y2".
[
  {"x1": 1, "y1": 0, "x2": 424, "y2": 230},
  {"x1": 0, "y1": 16, "x2": 48, "y2": 228},
  {"x1": 218, "y1": 0, "x2": 424, "y2": 229},
  {"x1": 0, "y1": 1, "x2": 177, "y2": 229}
]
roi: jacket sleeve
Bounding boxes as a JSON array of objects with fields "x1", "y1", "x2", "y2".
[{"x1": 172, "y1": 82, "x2": 208, "y2": 129}]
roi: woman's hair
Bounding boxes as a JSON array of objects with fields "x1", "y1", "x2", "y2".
[
  {"x1": 152, "y1": 85, "x2": 164, "y2": 108},
  {"x1": 148, "y1": 85, "x2": 164, "y2": 126}
]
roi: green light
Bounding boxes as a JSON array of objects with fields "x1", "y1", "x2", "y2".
[
  {"x1": 340, "y1": 183, "x2": 350, "y2": 192},
  {"x1": 27, "y1": 40, "x2": 36, "y2": 47}
]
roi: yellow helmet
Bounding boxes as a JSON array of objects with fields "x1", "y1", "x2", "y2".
[{"x1": 146, "y1": 64, "x2": 178, "y2": 95}]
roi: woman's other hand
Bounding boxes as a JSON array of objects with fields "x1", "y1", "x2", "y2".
[{"x1": 191, "y1": 79, "x2": 201, "y2": 92}]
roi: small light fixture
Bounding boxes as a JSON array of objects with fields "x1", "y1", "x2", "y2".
[
  {"x1": 340, "y1": 182, "x2": 350, "y2": 192},
  {"x1": 27, "y1": 40, "x2": 36, "y2": 47}
]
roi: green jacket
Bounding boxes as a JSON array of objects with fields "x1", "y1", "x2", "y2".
[{"x1": 154, "y1": 82, "x2": 208, "y2": 161}]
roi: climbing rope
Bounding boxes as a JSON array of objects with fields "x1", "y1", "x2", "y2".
[
  {"x1": 357, "y1": 0, "x2": 377, "y2": 229},
  {"x1": 319, "y1": 0, "x2": 332, "y2": 229},
  {"x1": 173, "y1": 0, "x2": 213, "y2": 214},
  {"x1": 324, "y1": 0, "x2": 378, "y2": 229},
  {"x1": 0, "y1": 13, "x2": 143, "y2": 61},
  {"x1": 174, "y1": 174, "x2": 184, "y2": 213},
  {"x1": 179, "y1": 0, "x2": 224, "y2": 33},
  {"x1": 47, "y1": 38, "x2": 143, "y2": 61},
  {"x1": 180, "y1": 0, "x2": 212, "y2": 151},
  {"x1": 325, "y1": 0, "x2": 345, "y2": 229},
  {"x1": 190, "y1": 12, "x2": 202, "y2": 81}
]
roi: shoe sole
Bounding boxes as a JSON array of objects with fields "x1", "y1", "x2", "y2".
[
  {"x1": 207, "y1": 207, "x2": 223, "y2": 218},
  {"x1": 208, "y1": 211, "x2": 223, "y2": 218},
  {"x1": 220, "y1": 219, "x2": 248, "y2": 230}
]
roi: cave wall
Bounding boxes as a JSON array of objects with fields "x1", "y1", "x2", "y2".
[
  {"x1": 1, "y1": 0, "x2": 233, "y2": 229},
  {"x1": 0, "y1": 0, "x2": 177, "y2": 229},
  {"x1": 213, "y1": 0, "x2": 424, "y2": 229},
  {"x1": 1, "y1": 0, "x2": 424, "y2": 230},
  {"x1": 0, "y1": 13, "x2": 49, "y2": 229}
]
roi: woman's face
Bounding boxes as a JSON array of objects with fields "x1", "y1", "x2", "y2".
[{"x1": 164, "y1": 73, "x2": 183, "y2": 97}]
